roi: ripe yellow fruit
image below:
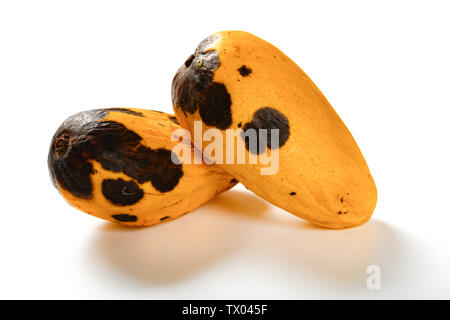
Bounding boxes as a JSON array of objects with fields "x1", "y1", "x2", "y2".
[
  {"x1": 48, "y1": 108, "x2": 236, "y2": 226},
  {"x1": 172, "y1": 31, "x2": 377, "y2": 228}
]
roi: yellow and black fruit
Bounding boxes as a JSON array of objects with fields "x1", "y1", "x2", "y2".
[
  {"x1": 48, "y1": 108, "x2": 236, "y2": 226},
  {"x1": 172, "y1": 31, "x2": 377, "y2": 228}
]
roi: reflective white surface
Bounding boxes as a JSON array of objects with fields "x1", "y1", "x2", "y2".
[{"x1": 0, "y1": 0, "x2": 449, "y2": 299}]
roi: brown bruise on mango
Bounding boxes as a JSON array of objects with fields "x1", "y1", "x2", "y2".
[
  {"x1": 172, "y1": 34, "x2": 233, "y2": 129},
  {"x1": 48, "y1": 108, "x2": 237, "y2": 226}
]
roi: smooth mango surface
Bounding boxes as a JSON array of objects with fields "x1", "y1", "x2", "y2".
[{"x1": 172, "y1": 31, "x2": 377, "y2": 228}]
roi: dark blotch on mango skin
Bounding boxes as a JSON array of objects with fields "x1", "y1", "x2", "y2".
[
  {"x1": 184, "y1": 54, "x2": 195, "y2": 67},
  {"x1": 102, "y1": 178, "x2": 144, "y2": 206},
  {"x1": 160, "y1": 216, "x2": 170, "y2": 221},
  {"x1": 48, "y1": 109, "x2": 184, "y2": 197},
  {"x1": 168, "y1": 115, "x2": 179, "y2": 125},
  {"x1": 112, "y1": 214, "x2": 138, "y2": 222},
  {"x1": 238, "y1": 65, "x2": 252, "y2": 77},
  {"x1": 242, "y1": 107, "x2": 290, "y2": 155},
  {"x1": 290, "y1": 192, "x2": 296, "y2": 195},
  {"x1": 172, "y1": 34, "x2": 233, "y2": 130},
  {"x1": 198, "y1": 83, "x2": 232, "y2": 129}
]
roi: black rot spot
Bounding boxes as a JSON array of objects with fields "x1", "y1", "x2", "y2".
[
  {"x1": 102, "y1": 178, "x2": 144, "y2": 206},
  {"x1": 238, "y1": 65, "x2": 252, "y2": 77},
  {"x1": 290, "y1": 192, "x2": 296, "y2": 196},
  {"x1": 198, "y1": 82, "x2": 232, "y2": 129},
  {"x1": 160, "y1": 216, "x2": 170, "y2": 221},
  {"x1": 241, "y1": 107, "x2": 290, "y2": 155},
  {"x1": 172, "y1": 35, "x2": 233, "y2": 130},
  {"x1": 48, "y1": 110, "x2": 184, "y2": 197},
  {"x1": 112, "y1": 214, "x2": 138, "y2": 222},
  {"x1": 184, "y1": 54, "x2": 195, "y2": 67}
]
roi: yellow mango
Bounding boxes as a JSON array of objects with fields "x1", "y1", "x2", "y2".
[
  {"x1": 172, "y1": 31, "x2": 377, "y2": 228},
  {"x1": 48, "y1": 108, "x2": 236, "y2": 226}
]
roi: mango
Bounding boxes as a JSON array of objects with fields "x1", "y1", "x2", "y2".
[
  {"x1": 48, "y1": 108, "x2": 236, "y2": 226},
  {"x1": 172, "y1": 31, "x2": 377, "y2": 228}
]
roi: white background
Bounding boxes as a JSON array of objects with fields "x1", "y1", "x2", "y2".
[{"x1": 1, "y1": 0, "x2": 449, "y2": 299}]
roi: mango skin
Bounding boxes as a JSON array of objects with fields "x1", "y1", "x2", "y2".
[
  {"x1": 48, "y1": 108, "x2": 236, "y2": 226},
  {"x1": 172, "y1": 31, "x2": 377, "y2": 228}
]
